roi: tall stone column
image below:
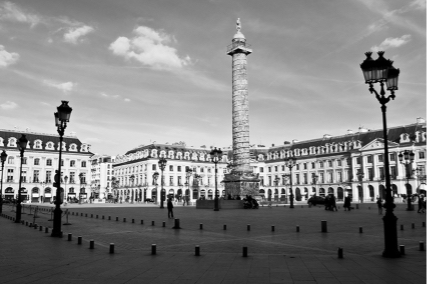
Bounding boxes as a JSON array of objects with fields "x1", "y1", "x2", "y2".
[{"x1": 224, "y1": 19, "x2": 259, "y2": 198}]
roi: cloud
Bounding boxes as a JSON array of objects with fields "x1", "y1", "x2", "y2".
[
  {"x1": 371, "y1": 35, "x2": 411, "y2": 51},
  {"x1": 409, "y1": 0, "x2": 426, "y2": 10},
  {"x1": 63, "y1": 25, "x2": 94, "y2": 44},
  {"x1": 43, "y1": 80, "x2": 75, "y2": 92},
  {"x1": 124, "y1": 98, "x2": 131, "y2": 102},
  {"x1": 0, "y1": 1, "x2": 40, "y2": 27},
  {"x1": 109, "y1": 26, "x2": 191, "y2": 70},
  {"x1": 0, "y1": 45, "x2": 19, "y2": 67},
  {"x1": 0, "y1": 101, "x2": 17, "y2": 110}
]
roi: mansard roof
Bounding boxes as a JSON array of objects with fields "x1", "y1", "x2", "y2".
[{"x1": 0, "y1": 129, "x2": 93, "y2": 155}]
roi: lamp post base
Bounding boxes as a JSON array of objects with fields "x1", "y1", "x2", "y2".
[
  {"x1": 51, "y1": 207, "x2": 63, "y2": 238},
  {"x1": 382, "y1": 212, "x2": 401, "y2": 258}
]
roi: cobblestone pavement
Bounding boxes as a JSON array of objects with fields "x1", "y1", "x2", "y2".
[{"x1": 0, "y1": 203, "x2": 425, "y2": 284}]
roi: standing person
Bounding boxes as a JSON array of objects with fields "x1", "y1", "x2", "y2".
[
  {"x1": 343, "y1": 195, "x2": 351, "y2": 211},
  {"x1": 167, "y1": 198, "x2": 174, "y2": 219},
  {"x1": 376, "y1": 197, "x2": 383, "y2": 215},
  {"x1": 331, "y1": 195, "x2": 338, "y2": 211},
  {"x1": 418, "y1": 194, "x2": 425, "y2": 213}
]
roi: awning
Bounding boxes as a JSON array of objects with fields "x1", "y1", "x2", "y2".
[
  {"x1": 44, "y1": 194, "x2": 52, "y2": 197},
  {"x1": 32, "y1": 194, "x2": 39, "y2": 197}
]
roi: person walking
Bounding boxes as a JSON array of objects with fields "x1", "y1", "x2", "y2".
[
  {"x1": 343, "y1": 195, "x2": 351, "y2": 211},
  {"x1": 376, "y1": 197, "x2": 383, "y2": 215},
  {"x1": 167, "y1": 198, "x2": 174, "y2": 219},
  {"x1": 418, "y1": 194, "x2": 425, "y2": 213}
]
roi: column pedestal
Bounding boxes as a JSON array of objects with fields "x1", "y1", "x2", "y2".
[{"x1": 223, "y1": 171, "x2": 260, "y2": 198}]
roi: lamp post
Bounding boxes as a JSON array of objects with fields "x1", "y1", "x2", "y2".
[
  {"x1": 52, "y1": 101, "x2": 72, "y2": 238},
  {"x1": 357, "y1": 170, "x2": 365, "y2": 203},
  {"x1": 15, "y1": 134, "x2": 29, "y2": 223},
  {"x1": 153, "y1": 171, "x2": 159, "y2": 205},
  {"x1": 158, "y1": 157, "x2": 167, "y2": 208},
  {"x1": 129, "y1": 174, "x2": 135, "y2": 204},
  {"x1": 312, "y1": 174, "x2": 319, "y2": 197},
  {"x1": 0, "y1": 150, "x2": 7, "y2": 214},
  {"x1": 284, "y1": 156, "x2": 296, "y2": 208},
  {"x1": 186, "y1": 167, "x2": 192, "y2": 204},
  {"x1": 360, "y1": 51, "x2": 400, "y2": 258},
  {"x1": 64, "y1": 175, "x2": 68, "y2": 203},
  {"x1": 210, "y1": 147, "x2": 223, "y2": 211},
  {"x1": 398, "y1": 150, "x2": 415, "y2": 211},
  {"x1": 78, "y1": 173, "x2": 84, "y2": 205}
]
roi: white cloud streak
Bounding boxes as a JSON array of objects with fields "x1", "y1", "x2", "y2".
[
  {"x1": 63, "y1": 25, "x2": 94, "y2": 44},
  {"x1": 0, "y1": 45, "x2": 19, "y2": 67},
  {"x1": 43, "y1": 80, "x2": 75, "y2": 92},
  {"x1": 0, "y1": 101, "x2": 18, "y2": 110},
  {"x1": 109, "y1": 26, "x2": 191, "y2": 70},
  {"x1": 371, "y1": 35, "x2": 412, "y2": 52},
  {"x1": 0, "y1": 1, "x2": 40, "y2": 27}
]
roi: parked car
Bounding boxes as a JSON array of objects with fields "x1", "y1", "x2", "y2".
[
  {"x1": 307, "y1": 196, "x2": 325, "y2": 206},
  {"x1": 144, "y1": 198, "x2": 155, "y2": 203}
]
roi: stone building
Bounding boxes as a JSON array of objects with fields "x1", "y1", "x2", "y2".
[
  {"x1": 0, "y1": 129, "x2": 93, "y2": 203},
  {"x1": 90, "y1": 154, "x2": 115, "y2": 202},
  {"x1": 113, "y1": 118, "x2": 426, "y2": 204}
]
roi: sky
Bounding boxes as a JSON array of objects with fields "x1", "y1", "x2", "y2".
[{"x1": 0, "y1": 0, "x2": 425, "y2": 156}]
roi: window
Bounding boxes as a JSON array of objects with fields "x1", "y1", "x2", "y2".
[
  {"x1": 356, "y1": 157, "x2": 361, "y2": 164},
  {"x1": 46, "y1": 159, "x2": 52, "y2": 166},
  {"x1": 420, "y1": 151, "x2": 425, "y2": 159},
  {"x1": 274, "y1": 166, "x2": 278, "y2": 172},
  {"x1": 303, "y1": 163, "x2": 307, "y2": 170},
  {"x1": 21, "y1": 171, "x2": 27, "y2": 183},
  {"x1": 296, "y1": 164, "x2": 300, "y2": 170},
  {"x1": 152, "y1": 164, "x2": 156, "y2": 171},
  {"x1": 33, "y1": 170, "x2": 40, "y2": 183},
  {"x1": 281, "y1": 165, "x2": 285, "y2": 171},
  {"x1": 8, "y1": 157, "x2": 14, "y2": 164},
  {"x1": 208, "y1": 168, "x2": 212, "y2": 173},
  {"x1": 378, "y1": 154, "x2": 383, "y2": 163},
  {"x1": 35, "y1": 140, "x2": 42, "y2": 149},
  {"x1": 389, "y1": 153, "x2": 396, "y2": 162},
  {"x1": 268, "y1": 176, "x2": 272, "y2": 186},
  {"x1": 177, "y1": 166, "x2": 181, "y2": 172},
  {"x1": 169, "y1": 165, "x2": 173, "y2": 171},
  {"x1": 328, "y1": 160, "x2": 333, "y2": 167},
  {"x1": 70, "y1": 172, "x2": 75, "y2": 183},
  {"x1": 61, "y1": 159, "x2": 64, "y2": 166},
  {"x1": 311, "y1": 162, "x2": 315, "y2": 169},
  {"x1": 46, "y1": 171, "x2": 52, "y2": 183},
  {"x1": 7, "y1": 169, "x2": 14, "y2": 182},
  {"x1": 295, "y1": 174, "x2": 300, "y2": 184},
  {"x1": 379, "y1": 167, "x2": 384, "y2": 180},
  {"x1": 22, "y1": 157, "x2": 27, "y2": 165},
  {"x1": 337, "y1": 160, "x2": 342, "y2": 166},
  {"x1": 367, "y1": 168, "x2": 373, "y2": 181},
  {"x1": 169, "y1": 176, "x2": 174, "y2": 186},
  {"x1": 367, "y1": 156, "x2": 373, "y2": 163},
  {"x1": 337, "y1": 172, "x2": 342, "y2": 183},
  {"x1": 303, "y1": 173, "x2": 307, "y2": 184},
  {"x1": 70, "y1": 160, "x2": 76, "y2": 167},
  {"x1": 34, "y1": 158, "x2": 40, "y2": 165},
  {"x1": 390, "y1": 166, "x2": 397, "y2": 179},
  {"x1": 268, "y1": 167, "x2": 271, "y2": 172},
  {"x1": 260, "y1": 167, "x2": 264, "y2": 173},
  {"x1": 81, "y1": 161, "x2": 87, "y2": 167},
  {"x1": 319, "y1": 161, "x2": 324, "y2": 168}
]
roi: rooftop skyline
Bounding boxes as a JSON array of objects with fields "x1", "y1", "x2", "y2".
[{"x1": 0, "y1": 0, "x2": 425, "y2": 156}]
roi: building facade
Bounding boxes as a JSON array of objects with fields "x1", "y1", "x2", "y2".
[
  {"x1": 0, "y1": 129, "x2": 93, "y2": 203},
  {"x1": 113, "y1": 118, "x2": 426, "y2": 204},
  {"x1": 90, "y1": 154, "x2": 114, "y2": 202}
]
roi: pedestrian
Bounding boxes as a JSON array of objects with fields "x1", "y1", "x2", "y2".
[
  {"x1": 418, "y1": 194, "x2": 425, "y2": 213},
  {"x1": 330, "y1": 195, "x2": 338, "y2": 211},
  {"x1": 167, "y1": 198, "x2": 174, "y2": 219},
  {"x1": 376, "y1": 197, "x2": 383, "y2": 215},
  {"x1": 343, "y1": 195, "x2": 351, "y2": 211}
]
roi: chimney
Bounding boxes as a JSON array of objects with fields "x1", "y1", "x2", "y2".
[
  {"x1": 323, "y1": 134, "x2": 332, "y2": 139},
  {"x1": 292, "y1": 139, "x2": 299, "y2": 144},
  {"x1": 347, "y1": 129, "x2": 353, "y2": 135},
  {"x1": 271, "y1": 144, "x2": 275, "y2": 147},
  {"x1": 416, "y1": 117, "x2": 426, "y2": 123},
  {"x1": 358, "y1": 127, "x2": 368, "y2": 133}
]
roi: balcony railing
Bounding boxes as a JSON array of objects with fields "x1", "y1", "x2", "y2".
[{"x1": 227, "y1": 41, "x2": 252, "y2": 53}]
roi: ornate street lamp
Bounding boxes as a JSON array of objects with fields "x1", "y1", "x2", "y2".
[
  {"x1": 0, "y1": 150, "x2": 7, "y2": 214},
  {"x1": 186, "y1": 167, "x2": 192, "y2": 204},
  {"x1": 284, "y1": 156, "x2": 296, "y2": 208},
  {"x1": 158, "y1": 157, "x2": 167, "y2": 208},
  {"x1": 398, "y1": 150, "x2": 415, "y2": 211},
  {"x1": 210, "y1": 147, "x2": 223, "y2": 211},
  {"x1": 64, "y1": 175, "x2": 68, "y2": 203},
  {"x1": 360, "y1": 51, "x2": 400, "y2": 258},
  {"x1": 52, "y1": 100, "x2": 72, "y2": 237},
  {"x1": 15, "y1": 134, "x2": 28, "y2": 223},
  {"x1": 78, "y1": 172, "x2": 84, "y2": 205}
]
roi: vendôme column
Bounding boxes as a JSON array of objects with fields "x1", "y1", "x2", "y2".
[{"x1": 224, "y1": 18, "x2": 259, "y2": 198}]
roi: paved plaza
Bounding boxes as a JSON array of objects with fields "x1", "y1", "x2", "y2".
[{"x1": 0, "y1": 202, "x2": 425, "y2": 284}]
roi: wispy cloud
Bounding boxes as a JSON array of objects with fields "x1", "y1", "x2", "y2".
[
  {"x1": 63, "y1": 25, "x2": 94, "y2": 44},
  {"x1": 43, "y1": 80, "x2": 75, "y2": 92},
  {"x1": 0, "y1": 101, "x2": 18, "y2": 110},
  {"x1": 109, "y1": 26, "x2": 191, "y2": 70},
  {"x1": 0, "y1": 45, "x2": 19, "y2": 67},
  {"x1": 0, "y1": 1, "x2": 41, "y2": 27},
  {"x1": 371, "y1": 35, "x2": 412, "y2": 52}
]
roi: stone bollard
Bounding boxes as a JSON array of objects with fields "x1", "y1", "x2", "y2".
[
  {"x1": 223, "y1": 224, "x2": 227, "y2": 230},
  {"x1": 26, "y1": 221, "x2": 29, "y2": 226},
  {"x1": 271, "y1": 225, "x2": 275, "y2": 232},
  {"x1": 200, "y1": 223, "x2": 203, "y2": 230},
  {"x1": 85, "y1": 214, "x2": 88, "y2": 217},
  {"x1": 173, "y1": 219, "x2": 181, "y2": 229},
  {"x1": 162, "y1": 221, "x2": 165, "y2": 227},
  {"x1": 152, "y1": 221, "x2": 155, "y2": 226},
  {"x1": 78, "y1": 236, "x2": 82, "y2": 245},
  {"x1": 243, "y1": 247, "x2": 248, "y2": 257},
  {"x1": 412, "y1": 223, "x2": 415, "y2": 229},
  {"x1": 91, "y1": 214, "x2": 93, "y2": 218},
  {"x1": 423, "y1": 222, "x2": 425, "y2": 228},
  {"x1": 68, "y1": 233, "x2": 72, "y2": 241},
  {"x1": 359, "y1": 227, "x2": 363, "y2": 233},
  {"x1": 123, "y1": 218, "x2": 126, "y2": 222},
  {"x1": 29, "y1": 222, "x2": 32, "y2": 227},
  {"x1": 81, "y1": 213, "x2": 83, "y2": 216},
  {"x1": 89, "y1": 240, "x2": 94, "y2": 249},
  {"x1": 356, "y1": 204, "x2": 359, "y2": 209},
  {"x1": 96, "y1": 215, "x2": 98, "y2": 219},
  {"x1": 399, "y1": 245, "x2": 405, "y2": 255},
  {"x1": 108, "y1": 216, "x2": 111, "y2": 220},
  {"x1": 296, "y1": 225, "x2": 300, "y2": 232},
  {"x1": 45, "y1": 227, "x2": 49, "y2": 233},
  {"x1": 151, "y1": 244, "x2": 156, "y2": 255},
  {"x1": 420, "y1": 241, "x2": 425, "y2": 251},
  {"x1": 132, "y1": 219, "x2": 135, "y2": 223},
  {"x1": 34, "y1": 224, "x2": 38, "y2": 229},
  {"x1": 400, "y1": 225, "x2": 404, "y2": 231},
  {"x1": 102, "y1": 216, "x2": 105, "y2": 220},
  {"x1": 247, "y1": 224, "x2": 251, "y2": 231},
  {"x1": 141, "y1": 220, "x2": 144, "y2": 224},
  {"x1": 195, "y1": 245, "x2": 200, "y2": 256},
  {"x1": 321, "y1": 220, "x2": 327, "y2": 233},
  {"x1": 39, "y1": 226, "x2": 43, "y2": 231},
  {"x1": 116, "y1": 217, "x2": 119, "y2": 221},
  {"x1": 110, "y1": 243, "x2": 115, "y2": 254},
  {"x1": 338, "y1": 248, "x2": 343, "y2": 259}
]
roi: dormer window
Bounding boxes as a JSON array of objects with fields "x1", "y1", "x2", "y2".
[
  {"x1": 46, "y1": 142, "x2": 54, "y2": 150},
  {"x1": 69, "y1": 144, "x2": 77, "y2": 151},
  {"x1": 34, "y1": 140, "x2": 42, "y2": 149},
  {"x1": 8, "y1": 138, "x2": 17, "y2": 147}
]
